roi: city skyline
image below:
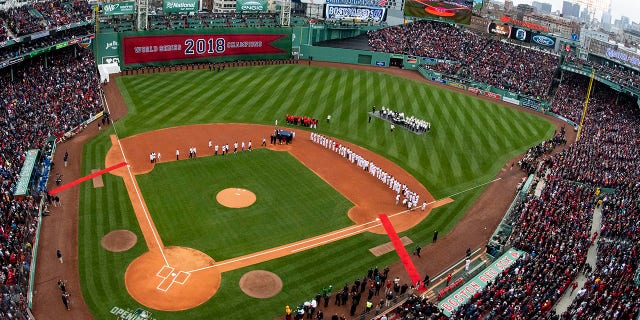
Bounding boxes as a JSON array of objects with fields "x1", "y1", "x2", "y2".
[{"x1": 504, "y1": 0, "x2": 639, "y2": 24}]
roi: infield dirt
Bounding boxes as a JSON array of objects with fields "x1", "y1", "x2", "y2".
[{"x1": 31, "y1": 61, "x2": 575, "y2": 319}]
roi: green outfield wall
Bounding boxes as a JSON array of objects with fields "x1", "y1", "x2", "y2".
[{"x1": 299, "y1": 44, "x2": 390, "y2": 67}]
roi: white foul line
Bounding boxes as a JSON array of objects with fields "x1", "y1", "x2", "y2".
[
  {"x1": 101, "y1": 91, "x2": 170, "y2": 267},
  {"x1": 184, "y1": 176, "x2": 503, "y2": 274}
]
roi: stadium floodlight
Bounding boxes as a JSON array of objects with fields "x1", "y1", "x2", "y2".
[
  {"x1": 280, "y1": 0, "x2": 291, "y2": 26},
  {"x1": 137, "y1": 0, "x2": 149, "y2": 31}
]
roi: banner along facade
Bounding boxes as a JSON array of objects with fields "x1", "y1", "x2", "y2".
[{"x1": 119, "y1": 28, "x2": 292, "y2": 67}]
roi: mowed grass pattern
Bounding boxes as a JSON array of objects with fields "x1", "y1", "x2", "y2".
[
  {"x1": 136, "y1": 149, "x2": 353, "y2": 259},
  {"x1": 79, "y1": 65, "x2": 555, "y2": 319}
]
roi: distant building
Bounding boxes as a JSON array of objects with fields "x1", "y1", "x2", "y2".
[
  {"x1": 561, "y1": 1, "x2": 580, "y2": 19},
  {"x1": 524, "y1": 13, "x2": 579, "y2": 36},
  {"x1": 516, "y1": 4, "x2": 534, "y2": 20},
  {"x1": 504, "y1": 0, "x2": 514, "y2": 11},
  {"x1": 621, "y1": 16, "x2": 630, "y2": 30},
  {"x1": 601, "y1": 10, "x2": 612, "y2": 31},
  {"x1": 532, "y1": 1, "x2": 552, "y2": 14},
  {"x1": 580, "y1": 7, "x2": 590, "y2": 23}
]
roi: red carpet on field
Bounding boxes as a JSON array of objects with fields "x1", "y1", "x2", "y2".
[
  {"x1": 378, "y1": 214, "x2": 424, "y2": 290},
  {"x1": 50, "y1": 161, "x2": 127, "y2": 194}
]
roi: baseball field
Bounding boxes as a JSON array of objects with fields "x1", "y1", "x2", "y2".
[{"x1": 77, "y1": 64, "x2": 554, "y2": 319}]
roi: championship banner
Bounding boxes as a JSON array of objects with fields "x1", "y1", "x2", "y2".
[
  {"x1": 103, "y1": 1, "x2": 136, "y2": 15},
  {"x1": 324, "y1": 4, "x2": 386, "y2": 22},
  {"x1": 163, "y1": 0, "x2": 199, "y2": 13},
  {"x1": 236, "y1": 0, "x2": 268, "y2": 12},
  {"x1": 121, "y1": 31, "x2": 290, "y2": 65}
]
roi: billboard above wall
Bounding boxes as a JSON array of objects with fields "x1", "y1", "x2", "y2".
[
  {"x1": 163, "y1": 0, "x2": 199, "y2": 13},
  {"x1": 102, "y1": 1, "x2": 135, "y2": 15},
  {"x1": 119, "y1": 28, "x2": 292, "y2": 66},
  {"x1": 324, "y1": 4, "x2": 387, "y2": 22},
  {"x1": 236, "y1": 0, "x2": 268, "y2": 12},
  {"x1": 403, "y1": 0, "x2": 473, "y2": 25}
]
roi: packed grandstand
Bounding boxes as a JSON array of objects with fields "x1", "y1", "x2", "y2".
[{"x1": 0, "y1": 1, "x2": 638, "y2": 319}]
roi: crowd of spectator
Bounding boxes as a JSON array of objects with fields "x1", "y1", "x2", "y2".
[
  {"x1": 517, "y1": 126, "x2": 566, "y2": 175},
  {"x1": 447, "y1": 70, "x2": 639, "y2": 319},
  {"x1": 367, "y1": 20, "x2": 559, "y2": 98},
  {"x1": 458, "y1": 41, "x2": 558, "y2": 99},
  {"x1": 564, "y1": 52, "x2": 640, "y2": 91},
  {"x1": 284, "y1": 265, "x2": 433, "y2": 320},
  {"x1": 0, "y1": 4, "x2": 637, "y2": 319},
  {"x1": 368, "y1": 20, "x2": 487, "y2": 63},
  {"x1": 560, "y1": 240, "x2": 639, "y2": 319},
  {"x1": 0, "y1": 46, "x2": 102, "y2": 319},
  {"x1": 0, "y1": 25, "x2": 93, "y2": 62},
  {"x1": 0, "y1": 19, "x2": 8, "y2": 42},
  {"x1": 0, "y1": 0, "x2": 93, "y2": 37},
  {"x1": 451, "y1": 179, "x2": 596, "y2": 319}
]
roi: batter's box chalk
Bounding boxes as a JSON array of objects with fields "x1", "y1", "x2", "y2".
[
  {"x1": 173, "y1": 271, "x2": 191, "y2": 284},
  {"x1": 156, "y1": 265, "x2": 174, "y2": 278},
  {"x1": 156, "y1": 277, "x2": 174, "y2": 292}
]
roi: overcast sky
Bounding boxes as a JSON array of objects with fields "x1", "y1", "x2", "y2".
[{"x1": 504, "y1": 0, "x2": 639, "y2": 23}]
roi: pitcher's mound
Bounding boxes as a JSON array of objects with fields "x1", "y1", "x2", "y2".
[
  {"x1": 216, "y1": 188, "x2": 256, "y2": 208},
  {"x1": 239, "y1": 270, "x2": 282, "y2": 298},
  {"x1": 102, "y1": 230, "x2": 137, "y2": 252}
]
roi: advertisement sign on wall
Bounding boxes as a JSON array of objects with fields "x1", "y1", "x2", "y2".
[
  {"x1": 324, "y1": 4, "x2": 386, "y2": 22},
  {"x1": 509, "y1": 27, "x2": 531, "y2": 43},
  {"x1": 121, "y1": 31, "x2": 290, "y2": 65},
  {"x1": 163, "y1": 0, "x2": 199, "y2": 13},
  {"x1": 404, "y1": 0, "x2": 472, "y2": 25},
  {"x1": 236, "y1": 0, "x2": 268, "y2": 12},
  {"x1": 326, "y1": 0, "x2": 383, "y2": 5},
  {"x1": 438, "y1": 248, "x2": 524, "y2": 316},
  {"x1": 531, "y1": 34, "x2": 556, "y2": 48},
  {"x1": 487, "y1": 22, "x2": 510, "y2": 37},
  {"x1": 103, "y1": 1, "x2": 136, "y2": 15}
]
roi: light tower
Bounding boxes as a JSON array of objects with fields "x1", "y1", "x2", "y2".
[
  {"x1": 137, "y1": 0, "x2": 149, "y2": 31},
  {"x1": 279, "y1": 0, "x2": 291, "y2": 27}
]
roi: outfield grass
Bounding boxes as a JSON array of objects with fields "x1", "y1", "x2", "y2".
[
  {"x1": 136, "y1": 149, "x2": 354, "y2": 259},
  {"x1": 79, "y1": 64, "x2": 555, "y2": 319}
]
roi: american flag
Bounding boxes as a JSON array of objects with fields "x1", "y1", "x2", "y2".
[{"x1": 378, "y1": 0, "x2": 387, "y2": 6}]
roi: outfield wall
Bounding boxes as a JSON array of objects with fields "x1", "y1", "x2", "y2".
[{"x1": 299, "y1": 44, "x2": 391, "y2": 66}]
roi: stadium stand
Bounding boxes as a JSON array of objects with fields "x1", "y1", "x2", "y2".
[
  {"x1": 564, "y1": 52, "x2": 640, "y2": 91},
  {"x1": 0, "y1": 3, "x2": 638, "y2": 318},
  {"x1": 0, "y1": 0, "x2": 92, "y2": 37},
  {"x1": 367, "y1": 20, "x2": 559, "y2": 99},
  {"x1": 0, "y1": 47, "x2": 102, "y2": 318},
  {"x1": 0, "y1": 25, "x2": 93, "y2": 62},
  {"x1": 447, "y1": 70, "x2": 639, "y2": 319}
]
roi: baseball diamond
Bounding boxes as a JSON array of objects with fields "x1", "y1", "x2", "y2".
[
  {"x1": 1, "y1": 3, "x2": 635, "y2": 319},
  {"x1": 28, "y1": 61, "x2": 563, "y2": 319}
]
